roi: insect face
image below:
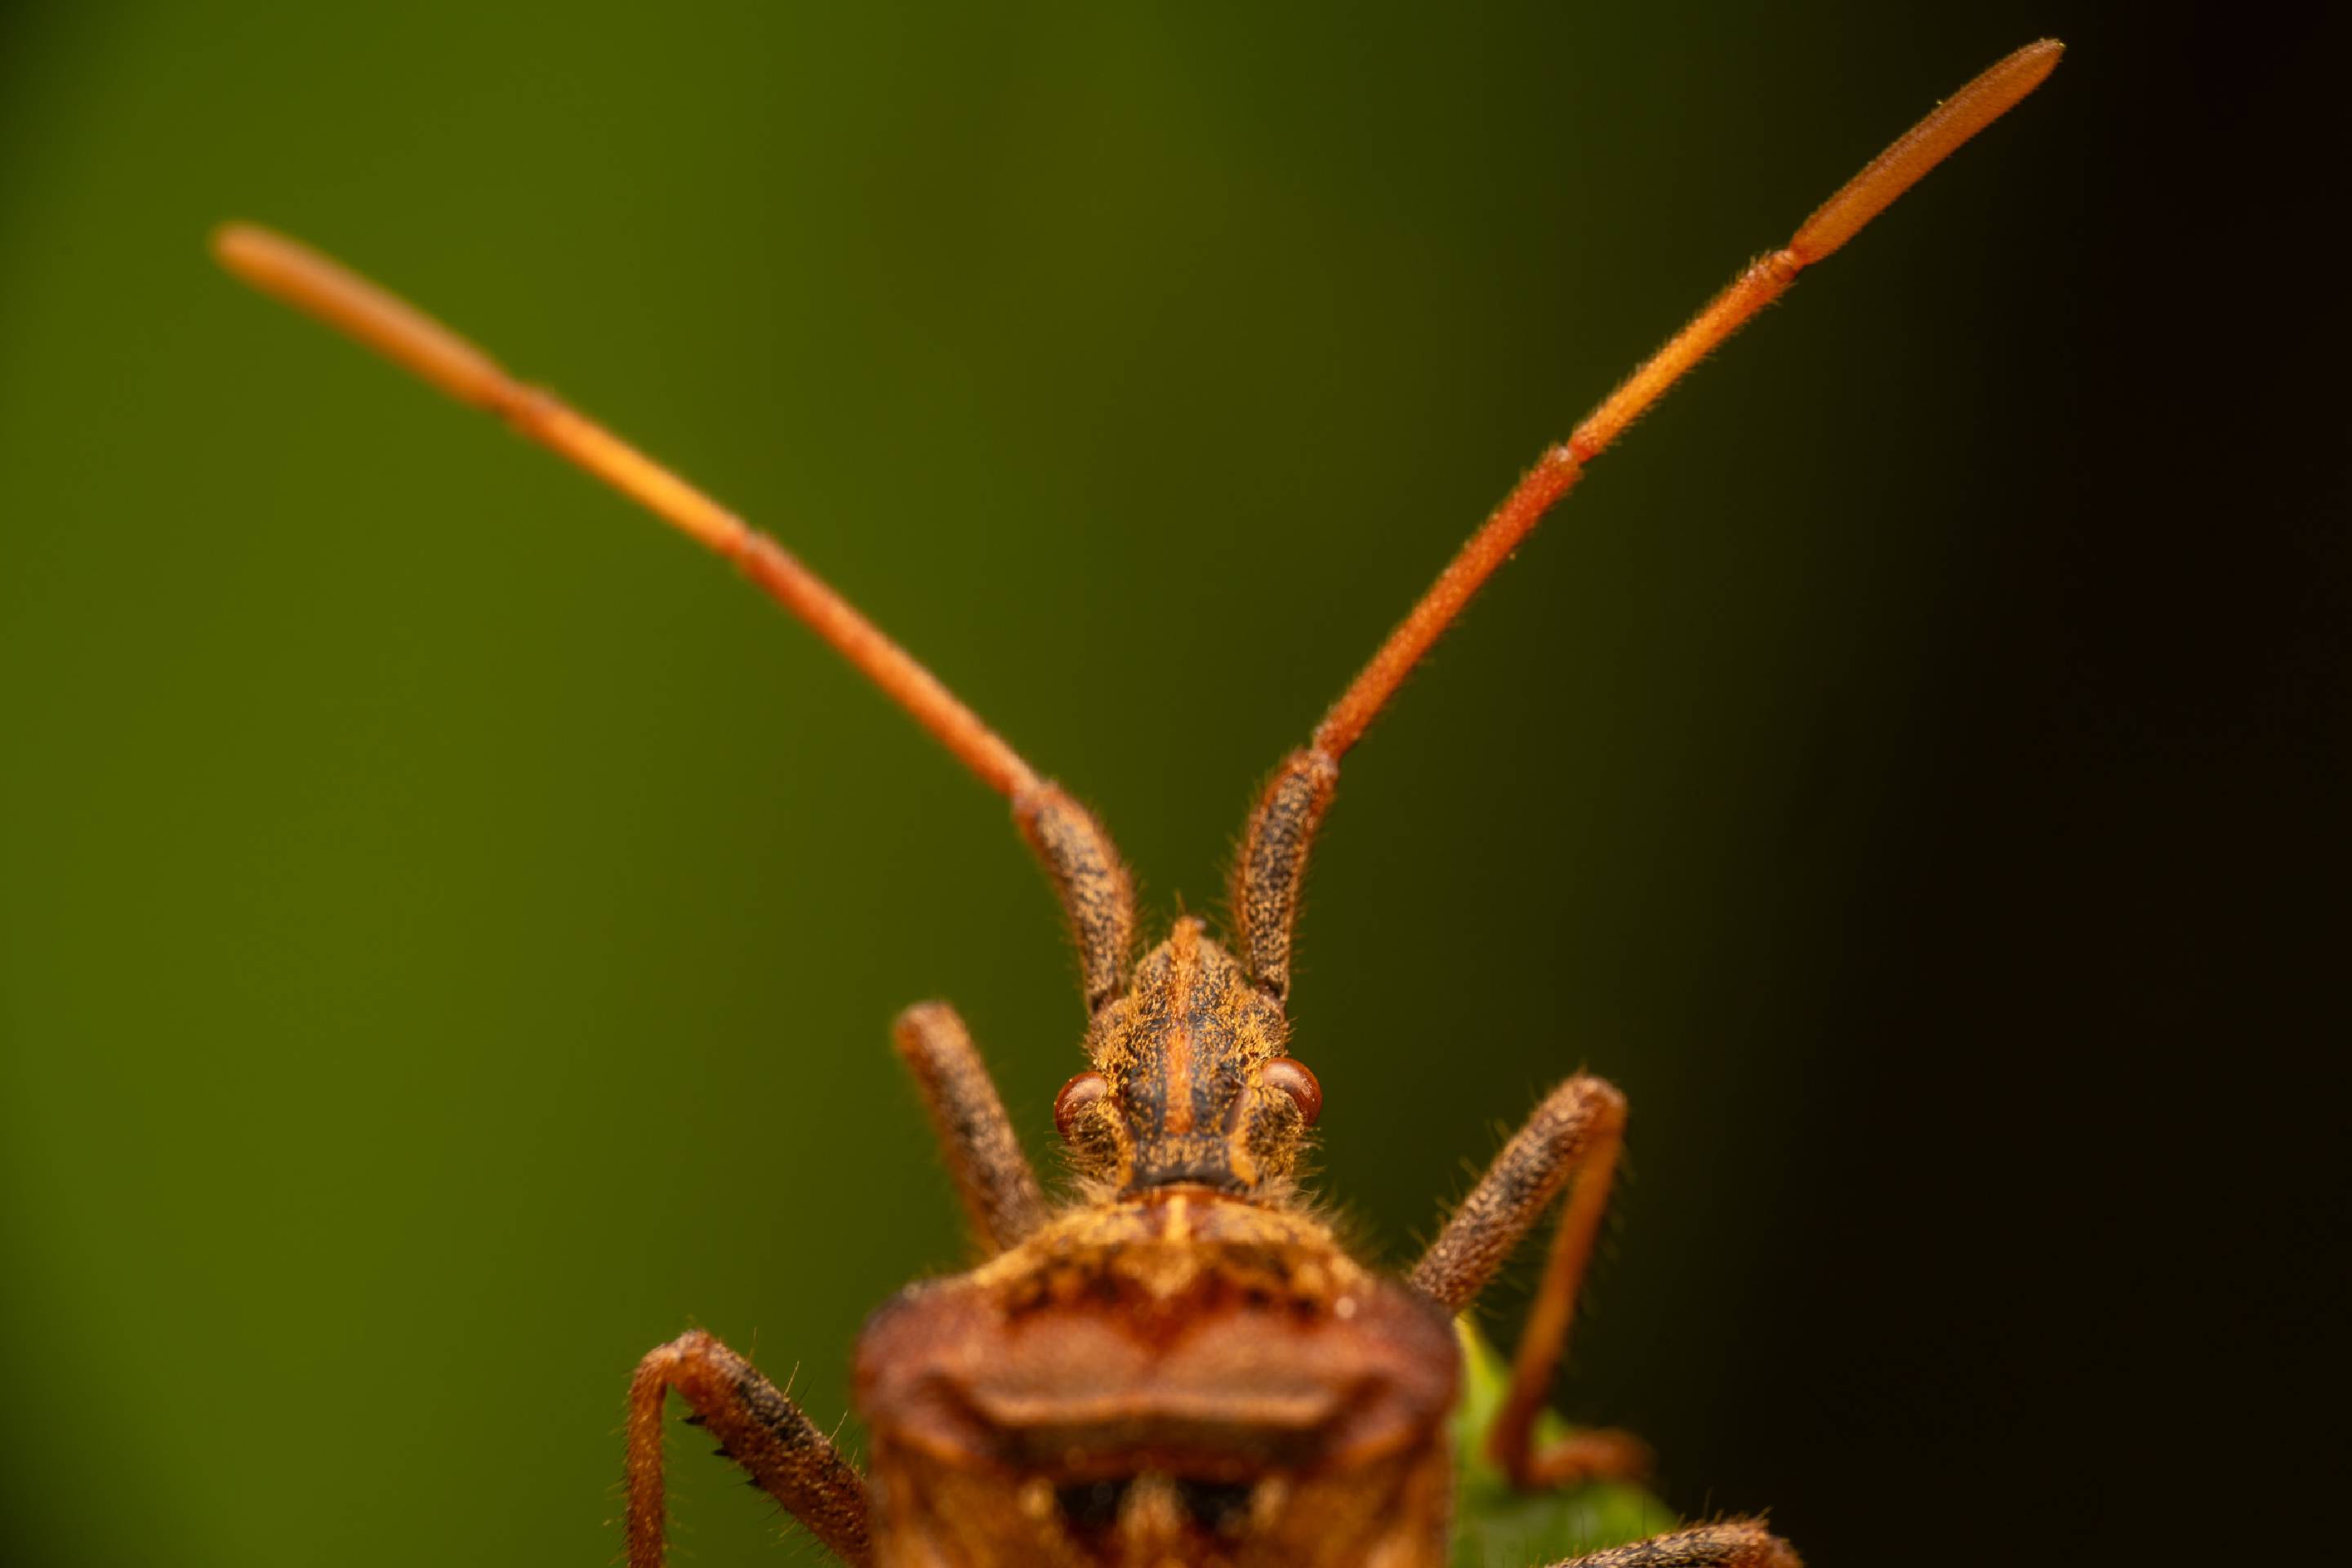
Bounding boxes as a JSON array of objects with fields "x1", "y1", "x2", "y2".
[{"x1": 1065, "y1": 919, "x2": 1307, "y2": 1196}]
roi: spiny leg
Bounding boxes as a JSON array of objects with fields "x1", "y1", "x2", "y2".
[
  {"x1": 893, "y1": 1000, "x2": 1047, "y2": 1253},
  {"x1": 1234, "y1": 41, "x2": 2061, "y2": 999},
  {"x1": 1541, "y1": 1520, "x2": 1801, "y2": 1568},
  {"x1": 210, "y1": 226, "x2": 1136, "y2": 1013},
  {"x1": 626, "y1": 1329, "x2": 871, "y2": 1568},
  {"x1": 1411, "y1": 1076, "x2": 1646, "y2": 1489}
]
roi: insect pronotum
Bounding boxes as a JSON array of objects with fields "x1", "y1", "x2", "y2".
[{"x1": 214, "y1": 38, "x2": 2062, "y2": 1568}]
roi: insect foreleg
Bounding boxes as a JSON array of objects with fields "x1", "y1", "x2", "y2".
[
  {"x1": 892, "y1": 1000, "x2": 1047, "y2": 1254},
  {"x1": 626, "y1": 1330, "x2": 871, "y2": 1568},
  {"x1": 1411, "y1": 1075, "x2": 1649, "y2": 1488},
  {"x1": 1539, "y1": 1519, "x2": 1801, "y2": 1567}
]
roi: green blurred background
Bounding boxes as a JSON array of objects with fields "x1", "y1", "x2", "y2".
[{"x1": 3, "y1": 4, "x2": 2343, "y2": 1566}]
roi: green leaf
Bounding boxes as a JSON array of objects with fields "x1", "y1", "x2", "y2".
[{"x1": 1447, "y1": 1320, "x2": 1677, "y2": 1568}]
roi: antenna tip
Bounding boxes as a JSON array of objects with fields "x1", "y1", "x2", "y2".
[
  {"x1": 212, "y1": 221, "x2": 329, "y2": 300},
  {"x1": 2015, "y1": 38, "x2": 2067, "y2": 82},
  {"x1": 210, "y1": 220, "x2": 278, "y2": 276},
  {"x1": 1971, "y1": 38, "x2": 2067, "y2": 109}
]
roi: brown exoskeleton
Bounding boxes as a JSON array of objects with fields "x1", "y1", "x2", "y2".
[{"x1": 213, "y1": 38, "x2": 2061, "y2": 1568}]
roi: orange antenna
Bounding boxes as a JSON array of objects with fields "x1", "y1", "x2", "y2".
[
  {"x1": 1236, "y1": 39, "x2": 2063, "y2": 1000},
  {"x1": 1316, "y1": 38, "x2": 2063, "y2": 758},
  {"x1": 213, "y1": 223, "x2": 1039, "y2": 798},
  {"x1": 213, "y1": 224, "x2": 1138, "y2": 1009}
]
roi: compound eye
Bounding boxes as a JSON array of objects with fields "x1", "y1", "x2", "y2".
[
  {"x1": 1261, "y1": 1057, "x2": 1322, "y2": 1127},
  {"x1": 1054, "y1": 1070, "x2": 1108, "y2": 1141}
]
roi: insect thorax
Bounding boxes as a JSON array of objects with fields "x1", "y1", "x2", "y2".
[{"x1": 853, "y1": 1190, "x2": 1459, "y2": 1566}]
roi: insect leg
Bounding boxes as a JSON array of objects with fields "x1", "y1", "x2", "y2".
[
  {"x1": 1410, "y1": 1076, "x2": 1649, "y2": 1487},
  {"x1": 626, "y1": 1329, "x2": 871, "y2": 1568},
  {"x1": 1539, "y1": 1519, "x2": 1801, "y2": 1568},
  {"x1": 892, "y1": 1000, "x2": 1047, "y2": 1253}
]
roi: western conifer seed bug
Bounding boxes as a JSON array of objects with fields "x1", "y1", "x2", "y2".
[{"x1": 213, "y1": 38, "x2": 2061, "y2": 1568}]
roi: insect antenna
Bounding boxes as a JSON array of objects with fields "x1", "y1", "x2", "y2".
[
  {"x1": 1236, "y1": 39, "x2": 2065, "y2": 1002},
  {"x1": 212, "y1": 223, "x2": 1136, "y2": 1009}
]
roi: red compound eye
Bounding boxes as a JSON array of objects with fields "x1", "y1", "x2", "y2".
[
  {"x1": 1261, "y1": 1058, "x2": 1322, "y2": 1127},
  {"x1": 1054, "y1": 1071, "x2": 1107, "y2": 1141}
]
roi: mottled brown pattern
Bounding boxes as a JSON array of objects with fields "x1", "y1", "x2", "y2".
[
  {"x1": 856, "y1": 1189, "x2": 1459, "y2": 1567},
  {"x1": 1410, "y1": 1077, "x2": 1626, "y2": 1314},
  {"x1": 1071, "y1": 919, "x2": 1303, "y2": 1195},
  {"x1": 627, "y1": 1330, "x2": 871, "y2": 1567},
  {"x1": 1410, "y1": 1077, "x2": 1646, "y2": 1489},
  {"x1": 1233, "y1": 748, "x2": 1339, "y2": 1001},
  {"x1": 893, "y1": 1002, "x2": 1048, "y2": 1255},
  {"x1": 1545, "y1": 1521, "x2": 1800, "y2": 1568},
  {"x1": 1016, "y1": 782, "x2": 1138, "y2": 1013}
]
